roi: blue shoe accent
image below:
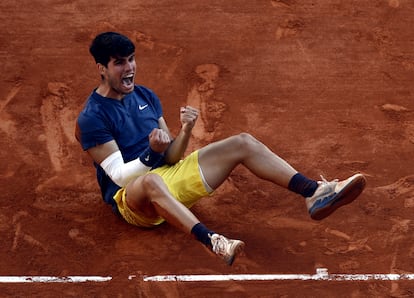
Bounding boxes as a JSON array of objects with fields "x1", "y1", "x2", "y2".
[{"x1": 308, "y1": 192, "x2": 339, "y2": 216}]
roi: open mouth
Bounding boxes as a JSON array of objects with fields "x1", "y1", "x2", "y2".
[{"x1": 122, "y1": 73, "x2": 134, "y2": 88}]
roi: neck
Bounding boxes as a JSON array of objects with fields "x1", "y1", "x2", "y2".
[{"x1": 96, "y1": 84, "x2": 124, "y2": 100}]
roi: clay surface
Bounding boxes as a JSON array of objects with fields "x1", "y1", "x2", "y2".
[{"x1": 1, "y1": 0, "x2": 414, "y2": 296}]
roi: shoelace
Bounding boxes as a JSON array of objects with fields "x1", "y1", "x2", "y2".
[
  {"x1": 319, "y1": 175, "x2": 338, "y2": 186},
  {"x1": 210, "y1": 235, "x2": 228, "y2": 256},
  {"x1": 314, "y1": 175, "x2": 339, "y2": 198}
]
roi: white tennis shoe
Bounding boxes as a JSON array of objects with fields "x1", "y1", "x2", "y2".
[
  {"x1": 306, "y1": 173, "x2": 366, "y2": 220},
  {"x1": 209, "y1": 233, "x2": 245, "y2": 265}
]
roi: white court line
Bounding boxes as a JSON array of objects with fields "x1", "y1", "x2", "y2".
[
  {"x1": 142, "y1": 268, "x2": 414, "y2": 282},
  {"x1": 0, "y1": 276, "x2": 112, "y2": 283},
  {"x1": 2, "y1": 269, "x2": 414, "y2": 283}
]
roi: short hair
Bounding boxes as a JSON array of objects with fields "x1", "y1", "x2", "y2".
[{"x1": 89, "y1": 32, "x2": 135, "y2": 66}]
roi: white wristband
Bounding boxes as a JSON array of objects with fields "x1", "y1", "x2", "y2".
[{"x1": 100, "y1": 151, "x2": 151, "y2": 187}]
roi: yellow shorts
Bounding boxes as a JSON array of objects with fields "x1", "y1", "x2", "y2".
[{"x1": 113, "y1": 150, "x2": 211, "y2": 228}]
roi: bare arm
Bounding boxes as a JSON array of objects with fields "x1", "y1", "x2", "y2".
[{"x1": 163, "y1": 106, "x2": 198, "y2": 165}]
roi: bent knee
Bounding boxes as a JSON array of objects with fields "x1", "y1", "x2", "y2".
[
  {"x1": 128, "y1": 173, "x2": 167, "y2": 198},
  {"x1": 233, "y1": 132, "x2": 259, "y2": 147},
  {"x1": 140, "y1": 173, "x2": 166, "y2": 194}
]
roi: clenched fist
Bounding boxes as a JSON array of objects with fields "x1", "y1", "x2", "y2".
[
  {"x1": 148, "y1": 128, "x2": 171, "y2": 153},
  {"x1": 180, "y1": 106, "x2": 199, "y2": 133}
]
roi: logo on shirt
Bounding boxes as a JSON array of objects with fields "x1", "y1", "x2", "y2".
[{"x1": 139, "y1": 104, "x2": 148, "y2": 110}]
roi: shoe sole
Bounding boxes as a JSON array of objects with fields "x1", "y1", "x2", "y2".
[
  {"x1": 226, "y1": 241, "x2": 245, "y2": 266},
  {"x1": 310, "y1": 174, "x2": 366, "y2": 220}
]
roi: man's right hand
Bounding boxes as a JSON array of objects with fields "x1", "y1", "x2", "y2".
[{"x1": 149, "y1": 128, "x2": 171, "y2": 153}]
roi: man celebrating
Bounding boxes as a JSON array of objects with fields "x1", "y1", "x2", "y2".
[{"x1": 76, "y1": 32, "x2": 366, "y2": 265}]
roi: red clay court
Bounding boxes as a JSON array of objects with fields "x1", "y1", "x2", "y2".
[{"x1": 1, "y1": 0, "x2": 414, "y2": 297}]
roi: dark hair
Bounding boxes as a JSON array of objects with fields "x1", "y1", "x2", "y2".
[{"x1": 89, "y1": 32, "x2": 135, "y2": 66}]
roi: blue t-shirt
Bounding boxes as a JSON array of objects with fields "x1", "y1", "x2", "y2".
[{"x1": 77, "y1": 85, "x2": 165, "y2": 210}]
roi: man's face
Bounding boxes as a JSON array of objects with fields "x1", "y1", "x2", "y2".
[{"x1": 99, "y1": 53, "x2": 136, "y2": 98}]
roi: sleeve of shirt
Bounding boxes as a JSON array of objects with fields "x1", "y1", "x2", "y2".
[
  {"x1": 152, "y1": 92, "x2": 163, "y2": 119},
  {"x1": 77, "y1": 110, "x2": 113, "y2": 151}
]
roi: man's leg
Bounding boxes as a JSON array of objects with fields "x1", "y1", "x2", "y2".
[
  {"x1": 198, "y1": 133, "x2": 366, "y2": 220},
  {"x1": 126, "y1": 173, "x2": 199, "y2": 233},
  {"x1": 125, "y1": 173, "x2": 244, "y2": 265},
  {"x1": 198, "y1": 133, "x2": 298, "y2": 189}
]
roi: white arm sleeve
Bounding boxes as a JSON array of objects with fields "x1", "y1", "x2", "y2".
[{"x1": 100, "y1": 151, "x2": 151, "y2": 187}]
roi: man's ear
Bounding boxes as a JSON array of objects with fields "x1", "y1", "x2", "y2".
[{"x1": 97, "y1": 63, "x2": 105, "y2": 75}]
